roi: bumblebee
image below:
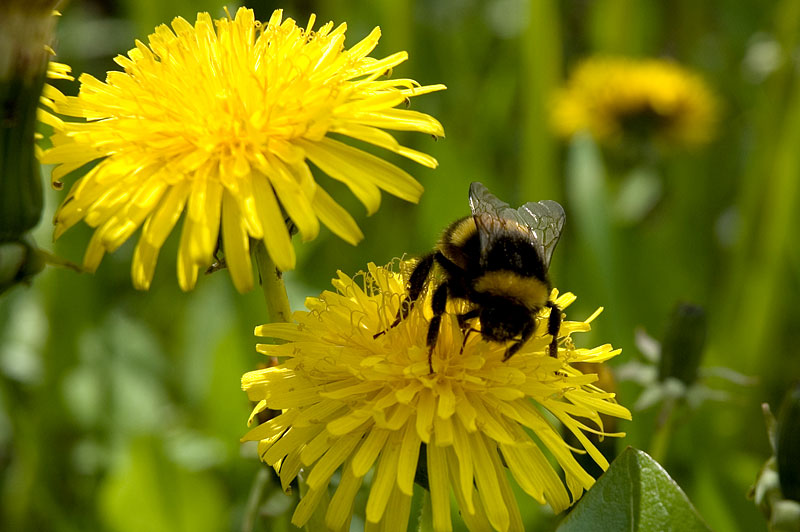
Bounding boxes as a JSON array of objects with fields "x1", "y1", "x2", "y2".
[{"x1": 378, "y1": 182, "x2": 566, "y2": 373}]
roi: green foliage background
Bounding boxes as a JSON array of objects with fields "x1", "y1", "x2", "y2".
[{"x1": 3, "y1": 0, "x2": 800, "y2": 530}]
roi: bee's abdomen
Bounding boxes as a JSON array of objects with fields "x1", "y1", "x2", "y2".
[
  {"x1": 473, "y1": 271, "x2": 550, "y2": 310},
  {"x1": 438, "y1": 217, "x2": 480, "y2": 270}
]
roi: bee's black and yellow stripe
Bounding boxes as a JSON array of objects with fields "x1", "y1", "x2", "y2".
[
  {"x1": 438, "y1": 216, "x2": 551, "y2": 312},
  {"x1": 378, "y1": 196, "x2": 562, "y2": 373}
]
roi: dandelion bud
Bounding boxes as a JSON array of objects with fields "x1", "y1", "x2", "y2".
[
  {"x1": 0, "y1": 75, "x2": 44, "y2": 241},
  {"x1": 0, "y1": 2, "x2": 59, "y2": 240},
  {"x1": 658, "y1": 303, "x2": 707, "y2": 385},
  {"x1": 777, "y1": 383, "x2": 800, "y2": 502},
  {"x1": 0, "y1": 237, "x2": 45, "y2": 294},
  {"x1": 0, "y1": 2, "x2": 61, "y2": 294}
]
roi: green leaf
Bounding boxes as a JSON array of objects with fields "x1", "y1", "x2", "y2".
[{"x1": 556, "y1": 447, "x2": 712, "y2": 532}]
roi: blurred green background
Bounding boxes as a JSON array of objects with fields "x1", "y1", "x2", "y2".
[{"x1": 3, "y1": 0, "x2": 800, "y2": 530}]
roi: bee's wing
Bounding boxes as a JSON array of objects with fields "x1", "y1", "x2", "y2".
[
  {"x1": 469, "y1": 182, "x2": 565, "y2": 270},
  {"x1": 469, "y1": 182, "x2": 535, "y2": 262},
  {"x1": 518, "y1": 200, "x2": 565, "y2": 270},
  {"x1": 469, "y1": 181, "x2": 513, "y2": 216}
]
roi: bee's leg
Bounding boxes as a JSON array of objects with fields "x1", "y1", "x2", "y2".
[
  {"x1": 545, "y1": 301, "x2": 562, "y2": 357},
  {"x1": 459, "y1": 327, "x2": 480, "y2": 354},
  {"x1": 374, "y1": 253, "x2": 435, "y2": 338},
  {"x1": 503, "y1": 318, "x2": 536, "y2": 361},
  {"x1": 456, "y1": 308, "x2": 480, "y2": 331},
  {"x1": 456, "y1": 308, "x2": 480, "y2": 354},
  {"x1": 426, "y1": 281, "x2": 449, "y2": 373},
  {"x1": 405, "y1": 253, "x2": 436, "y2": 309}
]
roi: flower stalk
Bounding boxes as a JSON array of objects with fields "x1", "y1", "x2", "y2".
[
  {"x1": 243, "y1": 238, "x2": 296, "y2": 532},
  {"x1": 649, "y1": 396, "x2": 678, "y2": 465},
  {"x1": 241, "y1": 466, "x2": 269, "y2": 532},
  {"x1": 253, "y1": 240, "x2": 292, "y2": 325},
  {"x1": 648, "y1": 303, "x2": 707, "y2": 463}
]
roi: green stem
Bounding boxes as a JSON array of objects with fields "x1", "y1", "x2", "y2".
[
  {"x1": 243, "y1": 241, "x2": 293, "y2": 532},
  {"x1": 649, "y1": 397, "x2": 677, "y2": 464},
  {"x1": 298, "y1": 471, "x2": 329, "y2": 532},
  {"x1": 253, "y1": 240, "x2": 292, "y2": 324},
  {"x1": 520, "y1": 0, "x2": 561, "y2": 204},
  {"x1": 417, "y1": 488, "x2": 434, "y2": 532},
  {"x1": 241, "y1": 467, "x2": 268, "y2": 532}
]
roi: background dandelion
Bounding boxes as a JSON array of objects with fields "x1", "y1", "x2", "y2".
[
  {"x1": 551, "y1": 56, "x2": 717, "y2": 149},
  {"x1": 3, "y1": 1, "x2": 799, "y2": 531}
]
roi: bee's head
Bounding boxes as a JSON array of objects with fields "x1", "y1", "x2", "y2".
[{"x1": 479, "y1": 299, "x2": 531, "y2": 343}]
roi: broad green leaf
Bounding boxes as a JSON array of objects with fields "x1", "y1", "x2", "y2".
[{"x1": 556, "y1": 447, "x2": 712, "y2": 532}]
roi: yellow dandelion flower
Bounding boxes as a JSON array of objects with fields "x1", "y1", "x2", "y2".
[
  {"x1": 37, "y1": 59, "x2": 72, "y2": 140},
  {"x1": 551, "y1": 56, "x2": 717, "y2": 149},
  {"x1": 241, "y1": 261, "x2": 631, "y2": 531},
  {"x1": 40, "y1": 8, "x2": 445, "y2": 292}
]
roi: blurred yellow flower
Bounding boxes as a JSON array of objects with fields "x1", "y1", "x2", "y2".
[
  {"x1": 40, "y1": 8, "x2": 445, "y2": 292},
  {"x1": 241, "y1": 261, "x2": 630, "y2": 531},
  {"x1": 551, "y1": 56, "x2": 717, "y2": 149}
]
